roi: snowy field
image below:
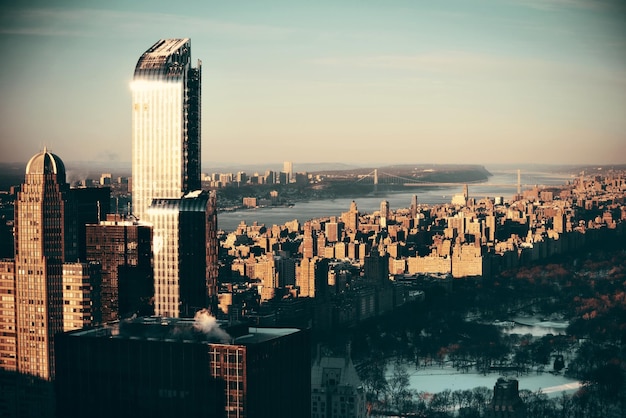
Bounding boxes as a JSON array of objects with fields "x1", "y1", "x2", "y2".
[
  {"x1": 505, "y1": 316, "x2": 570, "y2": 337},
  {"x1": 392, "y1": 363, "x2": 581, "y2": 397},
  {"x1": 385, "y1": 317, "x2": 581, "y2": 397}
]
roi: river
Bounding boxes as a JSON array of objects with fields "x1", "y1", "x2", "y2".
[{"x1": 217, "y1": 167, "x2": 574, "y2": 232}]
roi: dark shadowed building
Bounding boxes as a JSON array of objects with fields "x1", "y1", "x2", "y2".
[
  {"x1": 55, "y1": 316, "x2": 310, "y2": 418},
  {"x1": 68, "y1": 187, "x2": 110, "y2": 261},
  {"x1": 311, "y1": 347, "x2": 367, "y2": 418},
  {"x1": 86, "y1": 217, "x2": 153, "y2": 322},
  {"x1": 487, "y1": 377, "x2": 526, "y2": 418}
]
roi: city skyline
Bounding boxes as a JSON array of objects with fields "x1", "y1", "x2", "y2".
[{"x1": 0, "y1": 0, "x2": 625, "y2": 166}]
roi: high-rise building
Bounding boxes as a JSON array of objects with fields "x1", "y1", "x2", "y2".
[
  {"x1": 247, "y1": 255, "x2": 277, "y2": 302},
  {"x1": 410, "y1": 194, "x2": 418, "y2": 219},
  {"x1": 341, "y1": 200, "x2": 359, "y2": 233},
  {"x1": 302, "y1": 221, "x2": 316, "y2": 259},
  {"x1": 8, "y1": 150, "x2": 101, "y2": 381},
  {"x1": 0, "y1": 260, "x2": 16, "y2": 372},
  {"x1": 131, "y1": 38, "x2": 201, "y2": 220},
  {"x1": 55, "y1": 316, "x2": 311, "y2": 418},
  {"x1": 380, "y1": 200, "x2": 390, "y2": 228},
  {"x1": 0, "y1": 217, "x2": 13, "y2": 259},
  {"x1": 147, "y1": 190, "x2": 218, "y2": 317},
  {"x1": 311, "y1": 348, "x2": 367, "y2": 418},
  {"x1": 325, "y1": 219, "x2": 340, "y2": 243},
  {"x1": 14, "y1": 149, "x2": 69, "y2": 380},
  {"x1": 283, "y1": 161, "x2": 293, "y2": 184},
  {"x1": 69, "y1": 186, "x2": 110, "y2": 261},
  {"x1": 61, "y1": 262, "x2": 101, "y2": 330},
  {"x1": 131, "y1": 39, "x2": 218, "y2": 318},
  {"x1": 86, "y1": 218, "x2": 153, "y2": 322},
  {"x1": 275, "y1": 255, "x2": 296, "y2": 288},
  {"x1": 1, "y1": 152, "x2": 104, "y2": 418},
  {"x1": 364, "y1": 246, "x2": 389, "y2": 284},
  {"x1": 553, "y1": 211, "x2": 566, "y2": 234},
  {"x1": 296, "y1": 257, "x2": 316, "y2": 298},
  {"x1": 296, "y1": 257, "x2": 329, "y2": 299}
]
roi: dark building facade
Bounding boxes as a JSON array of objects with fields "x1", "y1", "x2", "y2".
[
  {"x1": 85, "y1": 218, "x2": 153, "y2": 322},
  {"x1": 55, "y1": 317, "x2": 310, "y2": 418},
  {"x1": 69, "y1": 187, "x2": 110, "y2": 261},
  {"x1": 487, "y1": 378, "x2": 526, "y2": 418},
  {"x1": 311, "y1": 349, "x2": 367, "y2": 418}
]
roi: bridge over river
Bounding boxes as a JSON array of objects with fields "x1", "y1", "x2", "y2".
[{"x1": 355, "y1": 169, "x2": 545, "y2": 194}]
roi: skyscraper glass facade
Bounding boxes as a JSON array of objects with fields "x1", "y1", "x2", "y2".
[
  {"x1": 131, "y1": 38, "x2": 201, "y2": 221},
  {"x1": 147, "y1": 191, "x2": 218, "y2": 317}
]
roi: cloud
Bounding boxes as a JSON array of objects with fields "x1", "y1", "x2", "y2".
[{"x1": 0, "y1": 6, "x2": 294, "y2": 40}]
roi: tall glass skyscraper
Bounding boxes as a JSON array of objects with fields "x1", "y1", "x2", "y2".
[
  {"x1": 131, "y1": 38, "x2": 201, "y2": 221},
  {"x1": 131, "y1": 39, "x2": 217, "y2": 318}
]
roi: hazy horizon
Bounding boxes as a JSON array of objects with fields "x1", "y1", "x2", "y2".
[
  {"x1": 2, "y1": 158, "x2": 620, "y2": 181},
  {"x1": 1, "y1": 0, "x2": 625, "y2": 166}
]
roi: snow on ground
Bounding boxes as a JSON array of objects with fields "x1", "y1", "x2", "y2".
[
  {"x1": 389, "y1": 363, "x2": 581, "y2": 398},
  {"x1": 384, "y1": 319, "x2": 580, "y2": 398},
  {"x1": 505, "y1": 316, "x2": 569, "y2": 337}
]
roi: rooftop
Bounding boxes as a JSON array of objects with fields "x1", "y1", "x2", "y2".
[
  {"x1": 25, "y1": 147, "x2": 66, "y2": 183},
  {"x1": 68, "y1": 316, "x2": 300, "y2": 346},
  {"x1": 134, "y1": 38, "x2": 191, "y2": 79}
]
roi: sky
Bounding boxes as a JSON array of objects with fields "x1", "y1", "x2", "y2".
[{"x1": 0, "y1": 0, "x2": 625, "y2": 168}]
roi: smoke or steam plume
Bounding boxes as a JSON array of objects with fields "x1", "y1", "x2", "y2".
[
  {"x1": 65, "y1": 169, "x2": 90, "y2": 185},
  {"x1": 193, "y1": 309, "x2": 231, "y2": 343}
]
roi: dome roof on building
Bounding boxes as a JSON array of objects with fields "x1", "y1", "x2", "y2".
[{"x1": 25, "y1": 147, "x2": 66, "y2": 182}]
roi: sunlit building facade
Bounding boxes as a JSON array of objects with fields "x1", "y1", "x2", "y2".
[
  {"x1": 283, "y1": 161, "x2": 293, "y2": 184},
  {"x1": 342, "y1": 200, "x2": 359, "y2": 233},
  {"x1": 61, "y1": 262, "x2": 101, "y2": 330},
  {"x1": 147, "y1": 190, "x2": 218, "y2": 317},
  {"x1": 131, "y1": 38, "x2": 201, "y2": 220},
  {"x1": 0, "y1": 260, "x2": 16, "y2": 371},
  {"x1": 380, "y1": 200, "x2": 390, "y2": 228},
  {"x1": 14, "y1": 149, "x2": 68, "y2": 380}
]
